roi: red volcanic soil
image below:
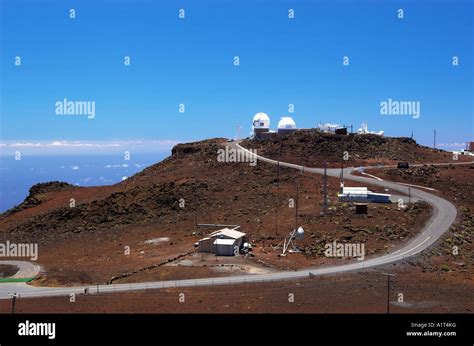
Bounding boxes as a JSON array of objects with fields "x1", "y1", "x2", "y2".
[
  {"x1": 0, "y1": 138, "x2": 432, "y2": 286},
  {"x1": 242, "y1": 130, "x2": 473, "y2": 168},
  {"x1": 365, "y1": 164, "x2": 474, "y2": 282},
  {"x1": 0, "y1": 140, "x2": 472, "y2": 313}
]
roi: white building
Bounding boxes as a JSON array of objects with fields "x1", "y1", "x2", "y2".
[
  {"x1": 357, "y1": 122, "x2": 384, "y2": 136},
  {"x1": 198, "y1": 228, "x2": 246, "y2": 256},
  {"x1": 252, "y1": 112, "x2": 270, "y2": 139},
  {"x1": 318, "y1": 123, "x2": 340, "y2": 133},
  {"x1": 338, "y1": 186, "x2": 391, "y2": 203},
  {"x1": 277, "y1": 117, "x2": 297, "y2": 137}
]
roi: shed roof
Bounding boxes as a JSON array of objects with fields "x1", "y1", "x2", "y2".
[
  {"x1": 213, "y1": 239, "x2": 237, "y2": 246},
  {"x1": 209, "y1": 228, "x2": 246, "y2": 239}
]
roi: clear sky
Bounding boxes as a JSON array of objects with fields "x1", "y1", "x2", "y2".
[{"x1": 1, "y1": 0, "x2": 473, "y2": 153}]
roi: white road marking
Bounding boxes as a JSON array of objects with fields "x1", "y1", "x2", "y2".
[
  {"x1": 360, "y1": 171, "x2": 384, "y2": 181},
  {"x1": 396, "y1": 236, "x2": 431, "y2": 258},
  {"x1": 398, "y1": 182, "x2": 437, "y2": 191}
]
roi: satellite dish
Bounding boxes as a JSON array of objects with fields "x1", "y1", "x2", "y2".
[
  {"x1": 296, "y1": 226, "x2": 304, "y2": 240},
  {"x1": 274, "y1": 227, "x2": 305, "y2": 255}
]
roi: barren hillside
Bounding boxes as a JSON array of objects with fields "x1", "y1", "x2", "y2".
[
  {"x1": 242, "y1": 130, "x2": 471, "y2": 167},
  {"x1": 0, "y1": 137, "x2": 445, "y2": 284}
]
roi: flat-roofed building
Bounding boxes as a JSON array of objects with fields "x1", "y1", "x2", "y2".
[{"x1": 338, "y1": 186, "x2": 391, "y2": 203}]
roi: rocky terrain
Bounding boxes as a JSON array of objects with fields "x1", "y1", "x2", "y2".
[
  {"x1": 2, "y1": 162, "x2": 472, "y2": 313},
  {"x1": 0, "y1": 137, "x2": 472, "y2": 313},
  {"x1": 1, "y1": 182, "x2": 76, "y2": 218},
  {"x1": 0, "y1": 137, "x2": 452, "y2": 285},
  {"x1": 242, "y1": 130, "x2": 471, "y2": 167},
  {"x1": 367, "y1": 164, "x2": 474, "y2": 281}
]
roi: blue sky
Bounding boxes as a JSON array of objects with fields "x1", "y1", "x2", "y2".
[{"x1": 0, "y1": 0, "x2": 473, "y2": 153}]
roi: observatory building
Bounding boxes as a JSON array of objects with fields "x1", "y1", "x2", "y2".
[
  {"x1": 277, "y1": 117, "x2": 297, "y2": 137},
  {"x1": 357, "y1": 122, "x2": 384, "y2": 136},
  {"x1": 252, "y1": 112, "x2": 270, "y2": 140},
  {"x1": 317, "y1": 123, "x2": 349, "y2": 135}
]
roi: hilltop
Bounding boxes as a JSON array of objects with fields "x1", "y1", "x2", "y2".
[{"x1": 242, "y1": 130, "x2": 469, "y2": 167}]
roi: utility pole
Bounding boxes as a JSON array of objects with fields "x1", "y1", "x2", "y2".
[
  {"x1": 340, "y1": 161, "x2": 344, "y2": 190},
  {"x1": 295, "y1": 177, "x2": 299, "y2": 232},
  {"x1": 275, "y1": 160, "x2": 279, "y2": 236},
  {"x1": 8, "y1": 293, "x2": 18, "y2": 314},
  {"x1": 275, "y1": 143, "x2": 282, "y2": 236},
  {"x1": 433, "y1": 130, "x2": 437, "y2": 149},
  {"x1": 408, "y1": 187, "x2": 411, "y2": 205},
  {"x1": 193, "y1": 154, "x2": 198, "y2": 229},
  {"x1": 381, "y1": 273, "x2": 395, "y2": 314},
  {"x1": 323, "y1": 162, "x2": 328, "y2": 215}
]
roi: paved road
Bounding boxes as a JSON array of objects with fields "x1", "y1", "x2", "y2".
[{"x1": 0, "y1": 144, "x2": 470, "y2": 300}]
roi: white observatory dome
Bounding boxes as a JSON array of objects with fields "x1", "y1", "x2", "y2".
[
  {"x1": 252, "y1": 112, "x2": 270, "y2": 129},
  {"x1": 278, "y1": 117, "x2": 296, "y2": 130}
]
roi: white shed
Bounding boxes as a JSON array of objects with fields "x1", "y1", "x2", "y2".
[
  {"x1": 197, "y1": 228, "x2": 246, "y2": 256},
  {"x1": 213, "y1": 238, "x2": 238, "y2": 256}
]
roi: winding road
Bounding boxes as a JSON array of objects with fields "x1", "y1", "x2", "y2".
[{"x1": 0, "y1": 143, "x2": 469, "y2": 300}]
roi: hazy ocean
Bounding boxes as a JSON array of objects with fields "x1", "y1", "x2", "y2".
[{"x1": 0, "y1": 153, "x2": 167, "y2": 213}]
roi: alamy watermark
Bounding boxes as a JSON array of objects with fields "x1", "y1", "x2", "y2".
[
  {"x1": 380, "y1": 98, "x2": 420, "y2": 119},
  {"x1": 18, "y1": 321, "x2": 55, "y2": 340},
  {"x1": 217, "y1": 146, "x2": 257, "y2": 166},
  {"x1": 324, "y1": 240, "x2": 365, "y2": 261},
  {"x1": 0, "y1": 241, "x2": 38, "y2": 261},
  {"x1": 55, "y1": 98, "x2": 95, "y2": 119}
]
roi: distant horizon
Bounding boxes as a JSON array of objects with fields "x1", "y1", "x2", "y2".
[
  {"x1": 1, "y1": 0, "x2": 472, "y2": 152},
  {"x1": 0, "y1": 131, "x2": 469, "y2": 157}
]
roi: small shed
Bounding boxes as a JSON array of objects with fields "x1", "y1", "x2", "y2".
[
  {"x1": 213, "y1": 238, "x2": 238, "y2": 256},
  {"x1": 197, "y1": 228, "x2": 246, "y2": 256},
  {"x1": 208, "y1": 228, "x2": 246, "y2": 249}
]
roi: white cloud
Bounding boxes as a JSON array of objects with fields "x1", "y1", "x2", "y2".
[
  {"x1": 438, "y1": 142, "x2": 466, "y2": 148},
  {"x1": 0, "y1": 140, "x2": 178, "y2": 148},
  {"x1": 0, "y1": 139, "x2": 181, "y2": 156}
]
